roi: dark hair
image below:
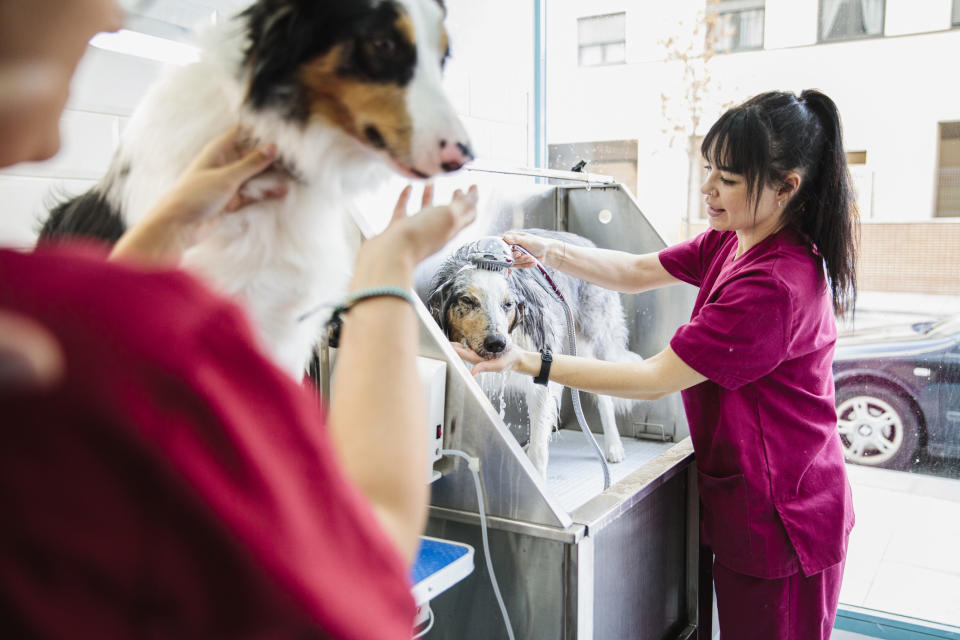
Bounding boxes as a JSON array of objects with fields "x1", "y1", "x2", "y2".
[{"x1": 700, "y1": 89, "x2": 859, "y2": 315}]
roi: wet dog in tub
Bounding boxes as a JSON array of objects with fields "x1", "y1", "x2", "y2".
[{"x1": 426, "y1": 229, "x2": 641, "y2": 477}]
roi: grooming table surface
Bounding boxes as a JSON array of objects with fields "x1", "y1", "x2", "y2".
[{"x1": 545, "y1": 429, "x2": 676, "y2": 513}]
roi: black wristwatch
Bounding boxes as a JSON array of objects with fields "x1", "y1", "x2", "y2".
[{"x1": 533, "y1": 349, "x2": 553, "y2": 386}]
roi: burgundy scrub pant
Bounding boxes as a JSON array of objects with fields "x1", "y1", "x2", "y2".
[{"x1": 713, "y1": 557, "x2": 845, "y2": 640}]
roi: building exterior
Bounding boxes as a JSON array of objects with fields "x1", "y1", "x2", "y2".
[{"x1": 546, "y1": 0, "x2": 960, "y2": 276}]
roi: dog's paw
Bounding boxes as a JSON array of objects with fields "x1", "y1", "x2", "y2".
[{"x1": 605, "y1": 440, "x2": 626, "y2": 463}]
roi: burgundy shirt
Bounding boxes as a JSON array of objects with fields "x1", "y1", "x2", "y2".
[
  {"x1": 0, "y1": 246, "x2": 415, "y2": 638},
  {"x1": 660, "y1": 228, "x2": 854, "y2": 578}
]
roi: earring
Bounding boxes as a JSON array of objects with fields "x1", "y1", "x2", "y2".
[{"x1": 778, "y1": 200, "x2": 783, "y2": 208}]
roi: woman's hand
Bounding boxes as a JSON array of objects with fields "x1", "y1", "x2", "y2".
[
  {"x1": 0, "y1": 311, "x2": 63, "y2": 390},
  {"x1": 350, "y1": 183, "x2": 479, "y2": 292},
  {"x1": 450, "y1": 341, "x2": 530, "y2": 376},
  {"x1": 110, "y1": 126, "x2": 287, "y2": 263},
  {"x1": 503, "y1": 230, "x2": 561, "y2": 269}
]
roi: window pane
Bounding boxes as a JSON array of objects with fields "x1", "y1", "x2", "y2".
[
  {"x1": 578, "y1": 13, "x2": 625, "y2": 46},
  {"x1": 604, "y1": 42, "x2": 626, "y2": 64},
  {"x1": 738, "y1": 9, "x2": 765, "y2": 48},
  {"x1": 578, "y1": 44, "x2": 604, "y2": 67},
  {"x1": 954, "y1": 0, "x2": 960, "y2": 25},
  {"x1": 822, "y1": 0, "x2": 884, "y2": 41}
]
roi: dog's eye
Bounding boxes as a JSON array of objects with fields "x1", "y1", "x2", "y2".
[
  {"x1": 459, "y1": 297, "x2": 479, "y2": 309},
  {"x1": 371, "y1": 36, "x2": 398, "y2": 57},
  {"x1": 502, "y1": 301, "x2": 515, "y2": 310}
]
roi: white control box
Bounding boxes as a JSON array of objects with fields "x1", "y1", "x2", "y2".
[{"x1": 416, "y1": 356, "x2": 447, "y2": 483}]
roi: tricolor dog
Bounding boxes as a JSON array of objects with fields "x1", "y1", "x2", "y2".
[
  {"x1": 39, "y1": 0, "x2": 471, "y2": 378},
  {"x1": 427, "y1": 229, "x2": 641, "y2": 477}
]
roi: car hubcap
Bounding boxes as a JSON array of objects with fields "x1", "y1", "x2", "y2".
[{"x1": 836, "y1": 395, "x2": 904, "y2": 465}]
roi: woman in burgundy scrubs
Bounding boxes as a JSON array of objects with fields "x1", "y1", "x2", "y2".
[{"x1": 455, "y1": 90, "x2": 858, "y2": 640}]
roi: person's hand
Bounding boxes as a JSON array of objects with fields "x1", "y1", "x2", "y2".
[
  {"x1": 350, "y1": 183, "x2": 479, "y2": 291},
  {"x1": 0, "y1": 311, "x2": 64, "y2": 390},
  {"x1": 110, "y1": 126, "x2": 287, "y2": 262},
  {"x1": 503, "y1": 230, "x2": 559, "y2": 268},
  {"x1": 450, "y1": 341, "x2": 527, "y2": 376}
]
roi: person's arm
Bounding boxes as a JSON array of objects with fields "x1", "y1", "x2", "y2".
[
  {"x1": 503, "y1": 230, "x2": 680, "y2": 294},
  {"x1": 111, "y1": 127, "x2": 287, "y2": 264},
  {"x1": 451, "y1": 342, "x2": 706, "y2": 401},
  {"x1": 328, "y1": 185, "x2": 478, "y2": 563}
]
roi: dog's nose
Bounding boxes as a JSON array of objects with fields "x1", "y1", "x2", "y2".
[
  {"x1": 483, "y1": 334, "x2": 507, "y2": 354},
  {"x1": 439, "y1": 139, "x2": 474, "y2": 173}
]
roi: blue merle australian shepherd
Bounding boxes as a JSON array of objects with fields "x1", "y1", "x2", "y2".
[
  {"x1": 38, "y1": 0, "x2": 471, "y2": 379},
  {"x1": 427, "y1": 229, "x2": 641, "y2": 477}
]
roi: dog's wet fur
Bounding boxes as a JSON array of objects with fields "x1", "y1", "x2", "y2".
[{"x1": 427, "y1": 229, "x2": 642, "y2": 477}]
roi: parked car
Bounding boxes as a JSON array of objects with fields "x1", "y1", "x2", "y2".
[{"x1": 832, "y1": 315, "x2": 960, "y2": 470}]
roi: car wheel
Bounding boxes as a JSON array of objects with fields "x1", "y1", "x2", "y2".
[{"x1": 835, "y1": 383, "x2": 921, "y2": 470}]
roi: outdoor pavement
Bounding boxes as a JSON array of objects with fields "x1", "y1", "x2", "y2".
[{"x1": 840, "y1": 464, "x2": 960, "y2": 629}]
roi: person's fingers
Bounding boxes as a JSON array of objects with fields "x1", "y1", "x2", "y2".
[
  {"x1": 421, "y1": 182, "x2": 434, "y2": 208},
  {"x1": 225, "y1": 143, "x2": 278, "y2": 185},
  {"x1": 450, "y1": 342, "x2": 481, "y2": 363},
  {"x1": 0, "y1": 313, "x2": 64, "y2": 389},
  {"x1": 392, "y1": 185, "x2": 413, "y2": 222}
]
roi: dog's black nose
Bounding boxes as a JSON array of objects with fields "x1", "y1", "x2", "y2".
[{"x1": 483, "y1": 334, "x2": 507, "y2": 354}]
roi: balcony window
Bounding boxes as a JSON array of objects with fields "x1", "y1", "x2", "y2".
[
  {"x1": 819, "y1": 0, "x2": 885, "y2": 42},
  {"x1": 578, "y1": 13, "x2": 626, "y2": 67}
]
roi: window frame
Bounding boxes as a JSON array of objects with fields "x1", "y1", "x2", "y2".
[
  {"x1": 577, "y1": 12, "x2": 627, "y2": 67},
  {"x1": 818, "y1": 0, "x2": 886, "y2": 43},
  {"x1": 712, "y1": 0, "x2": 766, "y2": 53}
]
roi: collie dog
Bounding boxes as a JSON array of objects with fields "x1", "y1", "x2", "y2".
[
  {"x1": 39, "y1": 0, "x2": 472, "y2": 378},
  {"x1": 426, "y1": 229, "x2": 641, "y2": 478}
]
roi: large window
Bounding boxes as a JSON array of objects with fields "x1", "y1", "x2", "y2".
[
  {"x1": 937, "y1": 122, "x2": 960, "y2": 218},
  {"x1": 713, "y1": 0, "x2": 765, "y2": 52},
  {"x1": 577, "y1": 13, "x2": 626, "y2": 67},
  {"x1": 819, "y1": 0, "x2": 885, "y2": 42}
]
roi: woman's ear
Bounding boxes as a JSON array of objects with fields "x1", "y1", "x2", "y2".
[{"x1": 779, "y1": 172, "x2": 802, "y2": 200}]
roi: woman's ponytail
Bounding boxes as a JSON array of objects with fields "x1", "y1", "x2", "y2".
[{"x1": 795, "y1": 89, "x2": 859, "y2": 316}]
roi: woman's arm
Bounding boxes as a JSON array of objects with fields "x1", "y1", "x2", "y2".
[
  {"x1": 452, "y1": 342, "x2": 706, "y2": 400},
  {"x1": 328, "y1": 185, "x2": 478, "y2": 563},
  {"x1": 504, "y1": 230, "x2": 680, "y2": 294}
]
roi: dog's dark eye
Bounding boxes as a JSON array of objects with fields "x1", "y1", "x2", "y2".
[
  {"x1": 371, "y1": 36, "x2": 398, "y2": 57},
  {"x1": 502, "y1": 301, "x2": 515, "y2": 310},
  {"x1": 459, "y1": 296, "x2": 479, "y2": 309}
]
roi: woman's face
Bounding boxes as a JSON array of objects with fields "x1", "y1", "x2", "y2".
[
  {"x1": 700, "y1": 159, "x2": 785, "y2": 240},
  {"x1": 0, "y1": 0, "x2": 123, "y2": 167}
]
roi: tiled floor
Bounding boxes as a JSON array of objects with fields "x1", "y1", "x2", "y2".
[{"x1": 840, "y1": 464, "x2": 960, "y2": 628}]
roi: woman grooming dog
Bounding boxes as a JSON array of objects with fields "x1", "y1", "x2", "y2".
[
  {"x1": 454, "y1": 90, "x2": 858, "y2": 640},
  {"x1": 0, "y1": 0, "x2": 477, "y2": 637}
]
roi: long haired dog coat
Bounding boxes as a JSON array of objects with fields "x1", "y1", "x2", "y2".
[
  {"x1": 39, "y1": 0, "x2": 472, "y2": 378},
  {"x1": 427, "y1": 229, "x2": 641, "y2": 477}
]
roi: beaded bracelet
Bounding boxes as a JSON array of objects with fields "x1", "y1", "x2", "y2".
[{"x1": 326, "y1": 286, "x2": 416, "y2": 348}]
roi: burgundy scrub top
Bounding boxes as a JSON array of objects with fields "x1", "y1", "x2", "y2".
[
  {"x1": 660, "y1": 228, "x2": 854, "y2": 579},
  {"x1": 0, "y1": 246, "x2": 416, "y2": 638}
]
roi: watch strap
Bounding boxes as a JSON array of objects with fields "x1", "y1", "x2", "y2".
[{"x1": 533, "y1": 349, "x2": 553, "y2": 385}]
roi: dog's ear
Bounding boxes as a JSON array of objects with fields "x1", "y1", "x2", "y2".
[
  {"x1": 427, "y1": 280, "x2": 453, "y2": 336},
  {"x1": 509, "y1": 271, "x2": 549, "y2": 352}
]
